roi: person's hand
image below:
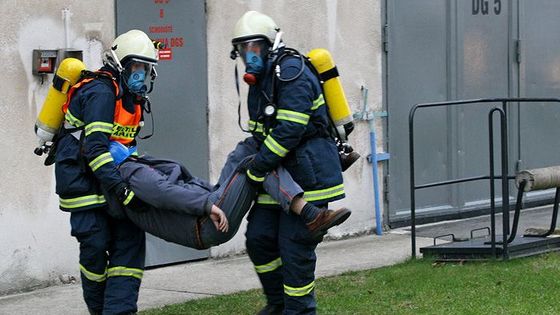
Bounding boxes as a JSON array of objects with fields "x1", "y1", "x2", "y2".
[{"x1": 210, "y1": 205, "x2": 229, "y2": 233}]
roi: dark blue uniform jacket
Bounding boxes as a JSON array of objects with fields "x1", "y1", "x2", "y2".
[
  {"x1": 246, "y1": 53, "x2": 345, "y2": 206},
  {"x1": 55, "y1": 67, "x2": 137, "y2": 212}
]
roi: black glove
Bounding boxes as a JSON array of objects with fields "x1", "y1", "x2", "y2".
[
  {"x1": 100, "y1": 184, "x2": 127, "y2": 219},
  {"x1": 246, "y1": 167, "x2": 266, "y2": 187},
  {"x1": 117, "y1": 185, "x2": 149, "y2": 213}
]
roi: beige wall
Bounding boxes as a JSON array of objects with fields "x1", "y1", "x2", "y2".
[
  {"x1": 1, "y1": 0, "x2": 383, "y2": 293},
  {"x1": 0, "y1": 0, "x2": 114, "y2": 295},
  {"x1": 206, "y1": 0, "x2": 383, "y2": 256}
]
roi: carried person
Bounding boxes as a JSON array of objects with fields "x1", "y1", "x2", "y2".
[{"x1": 108, "y1": 137, "x2": 349, "y2": 250}]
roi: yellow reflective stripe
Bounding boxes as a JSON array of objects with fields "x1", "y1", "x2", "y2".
[
  {"x1": 264, "y1": 136, "x2": 289, "y2": 157},
  {"x1": 89, "y1": 152, "x2": 114, "y2": 172},
  {"x1": 65, "y1": 111, "x2": 84, "y2": 127},
  {"x1": 107, "y1": 266, "x2": 144, "y2": 279},
  {"x1": 257, "y1": 194, "x2": 279, "y2": 205},
  {"x1": 80, "y1": 264, "x2": 107, "y2": 282},
  {"x1": 257, "y1": 184, "x2": 345, "y2": 204},
  {"x1": 248, "y1": 120, "x2": 264, "y2": 133},
  {"x1": 276, "y1": 109, "x2": 310, "y2": 125},
  {"x1": 85, "y1": 121, "x2": 113, "y2": 136},
  {"x1": 254, "y1": 257, "x2": 282, "y2": 274},
  {"x1": 59, "y1": 194, "x2": 106, "y2": 209},
  {"x1": 303, "y1": 184, "x2": 345, "y2": 202},
  {"x1": 311, "y1": 94, "x2": 325, "y2": 110},
  {"x1": 247, "y1": 169, "x2": 265, "y2": 183},
  {"x1": 284, "y1": 281, "x2": 315, "y2": 297},
  {"x1": 123, "y1": 190, "x2": 135, "y2": 206}
]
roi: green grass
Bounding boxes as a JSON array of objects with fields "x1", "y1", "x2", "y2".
[{"x1": 141, "y1": 252, "x2": 560, "y2": 315}]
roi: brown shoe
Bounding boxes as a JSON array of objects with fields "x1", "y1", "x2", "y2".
[{"x1": 306, "y1": 208, "x2": 351, "y2": 239}]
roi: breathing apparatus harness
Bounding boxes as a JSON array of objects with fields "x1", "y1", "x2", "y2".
[
  {"x1": 73, "y1": 70, "x2": 155, "y2": 140},
  {"x1": 43, "y1": 69, "x2": 155, "y2": 166}
]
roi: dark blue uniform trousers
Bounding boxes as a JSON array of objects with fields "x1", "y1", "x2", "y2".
[
  {"x1": 246, "y1": 204, "x2": 322, "y2": 315},
  {"x1": 70, "y1": 208, "x2": 145, "y2": 315}
]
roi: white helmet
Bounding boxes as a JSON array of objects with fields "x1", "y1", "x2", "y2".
[
  {"x1": 105, "y1": 29, "x2": 158, "y2": 72},
  {"x1": 232, "y1": 11, "x2": 279, "y2": 46}
]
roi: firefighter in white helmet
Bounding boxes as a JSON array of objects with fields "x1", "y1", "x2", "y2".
[
  {"x1": 54, "y1": 29, "x2": 158, "y2": 315},
  {"x1": 231, "y1": 11, "x2": 351, "y2": 315}
]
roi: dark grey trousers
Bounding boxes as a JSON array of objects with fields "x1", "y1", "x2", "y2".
[{"x1": 124, "y1": 138, "x2": 303, "y2": 249}]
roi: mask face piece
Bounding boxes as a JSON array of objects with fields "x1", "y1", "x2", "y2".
[
  {"x1": 235, "y1": 39, "x2": 269, "y2": 85},
  {"x1": 243, "y1": 51, "x2": 263, "y2": 85},
  {"x1": 245, "y1": 51, "x2": 264, "y2": 74},
  {"x1": 127, "y1": 69, "x2": 147, "y2": 94},
  {"x1": 122, "y1": 59, "x2": 156, "y2": 95}
]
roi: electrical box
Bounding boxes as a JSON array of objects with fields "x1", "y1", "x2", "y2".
[
  {"x1": 32, "y1": 50, "x2": 58, "y2": 75},
  {"x1": 32, "y1": 49, "x2": 83, "y2": 77}
]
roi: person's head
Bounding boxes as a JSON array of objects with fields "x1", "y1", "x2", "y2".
[
  {"x1": 103, "y1": 29, "x2": 158, "y2": 96},
  {"x1": 231, "y1": 11, "x2": 282, "y2": 85}
]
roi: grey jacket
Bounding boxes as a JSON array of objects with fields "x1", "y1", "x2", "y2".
[{"x1": 119, "y1": 156, "x2": 213, "y2": 216}]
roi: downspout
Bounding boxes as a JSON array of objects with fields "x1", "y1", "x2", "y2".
[
  {"x1": 354, "y1": 86, "x2": 390, "y2": 235},
  {"x1": 62, "y1": 8, "x2": 71, "y2": 49}
]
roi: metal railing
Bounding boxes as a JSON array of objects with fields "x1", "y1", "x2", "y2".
[{"x1": 409, "y1": 98, "x2": 560, "y2": 260}]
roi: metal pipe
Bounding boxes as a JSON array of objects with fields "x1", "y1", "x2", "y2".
[
  {"x1": 488, "y1": 108, "x2": 497, "y2": 259},
  {"x1": 356, "y1": 86, "x2": 385, "y2": 236},
  {"x1": 364, "y1": 86, "x2": 384, "y2": 236},
  {"x1": 507, "y1": 180, "x2": 526, "y2": 243},
  {"x1": 415, "y1": 175, "x2": 491, "y2": 189},
  {"x1": 370, "y1": 128, "x2": 383, "y2": 235},
  {"x1": 500, "y1": 102, "x2": 509, "y2": 260},
  {"x1": 409, "y1": 105, "x2": 418, "y2": 258},
  {"x1": 62, "y1": 8, "x2": 71, "y2": 49}
]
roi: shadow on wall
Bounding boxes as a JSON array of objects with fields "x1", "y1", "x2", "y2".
[{"x1": 0, "y1": 247, "x2": 57, "y2": 296}]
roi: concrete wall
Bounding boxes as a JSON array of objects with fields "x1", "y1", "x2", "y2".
[
  {"x1": 206, "y1": 0, "x2": 383, "y2": 256},
  {"x1": 0, "y1": 0, "x2": 114, "y2": 295},
  {"x1": 1, "y1": 0, "x2": 383, "y2": 294}
]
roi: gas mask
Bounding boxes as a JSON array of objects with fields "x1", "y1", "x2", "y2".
[
  {"x1": 234, "y1": 39, "x2": 269, "y2": 85},
  {"x1": 127, "y1": 69, "x2": 147, "y2": 94},
  {"x1": 122, "y1": 58, "x2": 156, "y2": 96}
]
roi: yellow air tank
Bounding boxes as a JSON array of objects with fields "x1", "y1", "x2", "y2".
[
  {"x1": 307, "y1": 48, "x2": 352, "y2": 126},
  {"x1": 35, "y1": 58, "x2": 86, "y2": 147}
]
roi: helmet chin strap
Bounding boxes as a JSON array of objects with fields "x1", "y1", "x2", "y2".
[
  {"x1": 109, "y1": 49, "x2": 124, "y2": 73},
  {"x1": 272, "y1": 31, "x2": 283, "y2": 51},
  {"x1": 235, "y1": 63, "x2": 253, "y2": 133},
  {"x1": 146, "y1": 67, "x2": 158, "y2": 94}
]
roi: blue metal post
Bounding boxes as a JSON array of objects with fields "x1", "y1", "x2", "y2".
[
  {"x1": 370, "y1": 126, "x2": 383, "y2": 235},
  {"x1": 355, "y1": 86, "x2": 390, "y2": 236}
]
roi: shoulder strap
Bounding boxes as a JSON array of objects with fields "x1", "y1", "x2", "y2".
[{"x1": 81, "y1": 70, "x2": 121, "y2": 98}]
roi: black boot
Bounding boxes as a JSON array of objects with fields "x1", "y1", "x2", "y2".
[
  {"x1": 88, "y1": 309, "x2": 101, "y2": 315},
  {"x1": 257, "y1": 304, "x2": 284, "y2": 315}
]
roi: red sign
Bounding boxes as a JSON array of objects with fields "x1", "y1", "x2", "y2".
[{"x1": 159, "y1": 48, "x2": 173, "y2": 60}]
